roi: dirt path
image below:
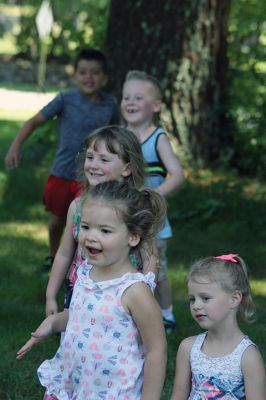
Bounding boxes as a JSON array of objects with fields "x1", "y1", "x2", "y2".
[{"x1": 0, "y1": 88, "x2": 55, "y2": 111}]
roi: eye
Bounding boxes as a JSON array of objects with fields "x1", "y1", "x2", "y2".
[
  {"x1": 188, "y1": 297, "x2": 195, "y2": 304},
  {"x1": 101, "y1": 158, "x2": 110, "y2": 163},
  {"x1": 81, "y1": 223, "x2": 89, "y2": 231},
  {"x1": 202, "y1": 296, "x2": 210, "y2": 302},
  {"x1": 86, "y1": 154, "x2": 93, "y2": 160},
  {"x1": 101, "y1": 228, "x2": 112, "y2": 234}
]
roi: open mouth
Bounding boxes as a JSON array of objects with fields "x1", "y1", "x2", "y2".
[
  {"x1": 126, "y1": 107, "x2": 138, "y2": 114},
  {"x1": 90, "y1": 172, "x2": 104, "y2": 178},
  {"x1": 87, "y1": 247, "x2": 102, "y2": 257}
]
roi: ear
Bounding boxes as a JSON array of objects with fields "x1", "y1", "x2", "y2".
[
  {"x1": 128, "y1": 232, "x2": 140, "y2": 248},
  {"x1": 121, "y1": 162, "x2": 132, "y2": 178},
  {"x1": 230, "y1": 290, "x2": 242, "y2": 309},
  {"x1": 153, "y1": 99, "x2": 161, "y2": 113}
]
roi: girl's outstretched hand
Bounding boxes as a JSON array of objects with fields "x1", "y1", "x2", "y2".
[{"x1": 16, "y1": 315, "x2": 54, "y2": 360}]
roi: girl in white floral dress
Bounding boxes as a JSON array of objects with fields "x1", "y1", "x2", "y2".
[
  {"x1": 17, "y1": 180, "x2": 167, "y2": 400},
  {"x1": 171, "y1": 254, "x2": 266, "y2": 400}
]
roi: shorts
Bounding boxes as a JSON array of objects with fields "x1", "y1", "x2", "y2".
[
  {"x1": 43, "y1": 175, "x2": 82, "y2": 218},
  {"x1": 156, "y1": 239, "x2": 168, "y2": 282},
  {"x1": 43, "y1": 392, "x2": 58, "y2": 400}
]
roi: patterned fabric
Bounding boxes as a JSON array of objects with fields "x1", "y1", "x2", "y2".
[
  {"x1": 189, "y1": 332, "x2": 255, "y2": 399},
  {"x1": 141, "y1": 127, "x2": 172, "y2": 240},
  {"x1": 38, "y1": 261, "x2": 156, "y2": 400}
]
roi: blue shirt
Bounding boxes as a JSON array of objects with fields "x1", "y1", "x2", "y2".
[{"x1": 41, "y1": 89, "x2": 119, "y2": 180}]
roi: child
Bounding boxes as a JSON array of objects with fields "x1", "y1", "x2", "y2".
[
  {"x1": 121, "y1": 70, "x2": 184, "y2": 333},
  {"x1": 5, "y1": 48, "x2": 119, "y2": 270},
  {"x1": 45, "y1": 125, "x2": 155, "y2": 316},
  {"x1": 171, "y1": 254, "x2": 266, "y2": 400},
  {"x1": 17, "y1": 180, "x2": 167, "y2": 400}
]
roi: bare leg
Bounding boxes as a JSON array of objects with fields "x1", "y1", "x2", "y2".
[
  {"x1": 48, "y1": 213, "x2": 66, "y2": 257},
  {"x1": 155, "y1": 277, "x2": 172, "y2": 309}
]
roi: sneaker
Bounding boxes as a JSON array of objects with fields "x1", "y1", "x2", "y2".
[
  {"x1": 40, "y1": 255, "x2": 54, "y2": 272},
  {"x1": 163, "y1": 317, "x2": 176, "y2": 334}
]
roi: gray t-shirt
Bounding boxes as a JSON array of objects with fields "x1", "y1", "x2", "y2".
[{"x1": 41, "y1": 89, "x2": 119, "y2": 180}]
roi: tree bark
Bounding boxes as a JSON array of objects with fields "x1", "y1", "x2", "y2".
[{"x1": 105, "y1": 0, "x2": 231, "y2": 164}]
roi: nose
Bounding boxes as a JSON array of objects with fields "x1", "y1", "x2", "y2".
[
  {"x1": 192, "y1": 299, "x2": 202, "y2": 311},
  {"x1": 87, "y1": 157, "x2": 99, "y2": 169}
]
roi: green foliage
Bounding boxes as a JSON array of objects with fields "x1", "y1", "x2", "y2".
[
  {"x1": 0, "y1": 0, "x2": 110, "y2": 60},
  {"x1": 228, "y1": 0, "x2": 266, "y2": 178}
]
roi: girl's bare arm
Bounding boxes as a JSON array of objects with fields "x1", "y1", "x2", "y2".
[
  {"x1": 46, "y1": 200, "x2": 78, "y2": 315},
  {"x1": 16, "y1": 310, "x2": 69, "y2": 360}
]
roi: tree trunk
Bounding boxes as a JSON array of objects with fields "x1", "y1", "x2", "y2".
[{"x1": 105, "y1": 0, "x2": 231, "y2": 165}]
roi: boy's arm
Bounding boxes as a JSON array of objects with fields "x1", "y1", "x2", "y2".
[
  {"x1": 170, "y1": 337, "x2": 194, "y2": 400},
  {"x1": 242, "y1": 345, "x2": 266, "y2": 400},
  {"x1": 5, "y1": 112, "x2": 46, "y2": 169},
  {"x1": 16, "y1": 310, "x2": 69, "y2": 360},
  {"x1": 156, "y1": 134, "x2": 184, "y2": 197},
  {"x1": 124, "y1": 282, "x2": 167, "y2": 400},
  {"x1": 46, "y1": 200, "x2": 78, "y2": 315}
]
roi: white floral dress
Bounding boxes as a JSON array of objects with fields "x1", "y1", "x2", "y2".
[{"x1": 38, "y1": 261, "x2": 156, "y2": 400}]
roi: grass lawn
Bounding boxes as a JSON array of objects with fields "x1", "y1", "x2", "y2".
[{"x1": 1, "y1": 107, "x2": 266, "y2": 399}]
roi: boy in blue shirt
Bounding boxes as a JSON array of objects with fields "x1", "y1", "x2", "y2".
[
  {"x1": 121, "y1": 70, "x2": 184, "y2": 333},
  {"x1": 5, "y1": 48, "x2": 119, "y2": 270}
]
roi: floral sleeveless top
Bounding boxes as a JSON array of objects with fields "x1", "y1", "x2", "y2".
[{"x1": 189, "y1": 332, "x2": 255, "y2": 399}]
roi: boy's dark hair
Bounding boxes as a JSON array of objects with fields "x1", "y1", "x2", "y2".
[{"x1": 74, "y1": 48, "x2": 108, "y2": 74}]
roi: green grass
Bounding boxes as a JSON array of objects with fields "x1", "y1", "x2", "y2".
[{"x1": 1, "y1": 110, "x2": 266, "y2": 399}]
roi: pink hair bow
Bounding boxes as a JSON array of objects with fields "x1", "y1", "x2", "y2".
[{"x1": 214, "y1": 254, "x2": 239, "y2": 263}]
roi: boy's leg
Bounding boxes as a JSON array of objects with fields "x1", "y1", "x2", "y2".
[
  {"x1": 155, "y1": 239, "x2": 176, "y2": 333},
  {"x1": 42, "y1": 175, "x2": 81, "y2": 270}
]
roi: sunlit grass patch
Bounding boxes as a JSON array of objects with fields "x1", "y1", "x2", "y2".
[{"x1": 251, "y1": 279, "x2": 266, "y2": 297}]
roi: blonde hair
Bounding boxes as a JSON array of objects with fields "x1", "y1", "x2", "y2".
[
  {"x1": 188, "y1": 255, "x2": 256, "y2": 323},
  {"x1": 79, "y1": 125, "x2": 146, "y2": 190},
  {"x1": 125, "y1": 70, "x2": 162, "y2": 101},
  {"x1": 81, "y1": 180, "x2": 166, "y2": 249}
]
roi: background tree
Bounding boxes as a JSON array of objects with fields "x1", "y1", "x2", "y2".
[{"x1": 105, "y1": 0, "x2": 231, "y2": 165}]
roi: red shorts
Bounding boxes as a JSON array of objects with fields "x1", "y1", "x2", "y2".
[{"x1": 43, "y1": 175, "x2": 82, "y2": 218}]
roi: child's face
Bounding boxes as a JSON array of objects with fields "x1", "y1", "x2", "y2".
[
  {"x1": 73, "y1": 59, "x2": 107, "y2": 99},
  {"x1": 188, "y1": 279, "x2": 236, "y2": 330},
  {"x1": 84, "y1": 140, "x2": 131, "y2": 187},
  {"x1": 79, "y1": 201, "x2": 139, "y2": 271},
  {"x1": 121, "y1": 79, "x2": 161, "y2": 127}
]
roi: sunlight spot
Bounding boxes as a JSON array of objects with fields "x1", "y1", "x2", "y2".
[
  {"x1": 251, "y1": 280, "x2": 266, "y2": 297},
  {"x1": 1, "y1": 221, "x2": 48, "y2": 242}
]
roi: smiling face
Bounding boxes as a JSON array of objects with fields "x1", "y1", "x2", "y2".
[
  {"x1": 121, "y1": 79, "x2": 161, "y2": 127},
  {"x1": 84, "y1": 140, "x2": 131, "y2": 187},
  {"x1": 78, "y1": 201, "x2": 139, "y2": 275},
  {"x1": 73, "y1": 59, "x2": 107, "y2": 100},
  {"x1": 188, "y1": 278, "x2": 237, "y2": 331}
]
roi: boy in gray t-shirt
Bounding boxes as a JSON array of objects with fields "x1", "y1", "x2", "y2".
[{"x1": 5, "y1": 48, "x2": 119, "y2": 270}]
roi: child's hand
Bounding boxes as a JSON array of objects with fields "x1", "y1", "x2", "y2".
[
  {"x1": 46, "y1": 298, "x2": 58, "y2": 316},
  {"x1": 16, "y1": 315, "x2": 54, "y2": 360}
]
